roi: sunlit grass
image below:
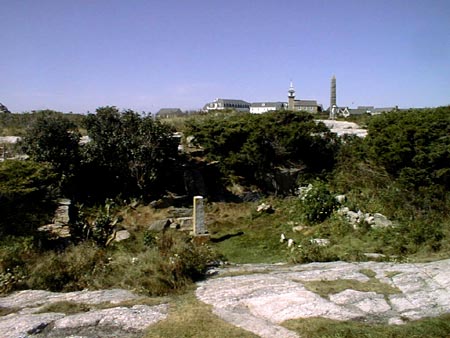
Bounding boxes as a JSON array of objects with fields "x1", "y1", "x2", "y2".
[
  {"x1": 282, "y1": 315, "x2": 450, "y2": 338},
  {"x1": 145, "y1": 291, "x2": 258, "y2": 338}
]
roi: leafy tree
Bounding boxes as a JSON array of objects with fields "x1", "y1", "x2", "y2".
[
  {"x1": 20, "y1": 110, "x2": 81, "y2": 177},
  {"x1": 80, "y1": 107, "x2": 179, "y2": 199},
  {"x1": 186, "y1": 110, "x2": 340, "y2": 190},
  {"x1": 0, "y1": 160, "x2": 58, "y2": 236},
  {"x1": 366, "y1": 106, "x2": 450, "y2": 190}
]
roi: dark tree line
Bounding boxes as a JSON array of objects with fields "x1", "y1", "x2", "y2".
[
  {"x1": 186, "y1": 110, "x2": 340, "y2": 190},
  {"x1": 20, "y1": 107, "x2": 179, "y2": 202}
]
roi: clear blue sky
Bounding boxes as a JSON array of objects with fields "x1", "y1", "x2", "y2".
[{"x1": 1, "y1": 0, "x2": 449, "y2": 113}]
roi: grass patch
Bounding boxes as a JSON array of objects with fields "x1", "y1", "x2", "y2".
[
  {"x1": 206, "y1": 201, "x2": 294, "y2": 264},
  {"x1": 282, "y1": 314, "x2": 450, "y2": 338},
  {"x1": 0, "y1": 229, "x2": 218, "y2": 297},
  {"x1": 35, "y1": 296, "x2": 167, "y2": 315},
  {"x1": 359, "y1": 268, "x2": 377, "y2": 278},
  {"x1": 301, "y1": 277, "x2": 400, "y2": 299},
  {"x1": 0, "y1": 306, "x2": 19, "y2": 316},
  {"x1": 385, "y1": 271, "x2": 402, "y2": 279},
  {"x1": 145, "y1": 290, "x2": 258, "y2": 338},
  {"x1": 36, "y1": 301, "x2": 91, "y2": 315}
]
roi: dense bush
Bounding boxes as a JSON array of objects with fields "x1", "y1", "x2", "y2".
[
  {"x1": 20, "y1": 111, "x2": 81, "y2": 175},
  {"x1": 0, "y1": 160, "x2": 57, "y2": 236},
  {"x1": 78, "y1": 107, "x2": 180, "y2": 200},
  {"x1": 26, "y1": 242, "x2": 106, "y2": 292},
  {"x1": 186, "y1": 110, "x2": 340, "y2": 190},
  {"x1": 1, "y1": 231, "x2": 218, "y2": 295},
  {"x1": 19, "y1": 107, "x2": 180, "y2": 202},
  {"x1": 0, "y1": 110, "x2": 85, "y2": 136},
  {"x1": 366, "y1": 107, "x2": 450, "y2": 190},
  {"x1": 2, "y1": 106, "x2": 450, "y2": 296},
  {"x1": 297, "y1": 181, "x2": 338, "y2": 224}
]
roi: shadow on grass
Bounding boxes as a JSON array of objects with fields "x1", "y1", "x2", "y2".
[{"x1": 210, "y1": 231, "x2": 244, "y2": 243}]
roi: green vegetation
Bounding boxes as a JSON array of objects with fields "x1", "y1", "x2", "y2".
[
  {"x1": 1, "y1": 106, "x2": 449, "y2": 301},
  {"x1": 80, "y1": 107, "x2": 179, "y2": 200},
  {"x1": 145, "y1": 291, "x2": 258, "y2": 338},
  {"x1": 0, "y1": 160, "x2": 57, "y2": 236},
  {"x1": 186, "y1": 110, "x2": 339, "y2": 191},
  {"x1": 282, "y1": 314, "x2": 450, "y2": 338},
  {"x1": 1, "y1": 230, "x2": 218, "y2": 295},
  {"x1": 0, "y1": 110, "x2": 85, "y2": 136},
  {"x1": 301, "y1": 278, "x2": 400, "y2": 300},
  {"x1": 36, "y1": 296, "x2": 165, "y2": 314},
  {"x1": 1, "y1": 106, "x2": 450, "y2": 336}
]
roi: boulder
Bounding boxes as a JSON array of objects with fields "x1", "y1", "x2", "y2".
[
  {"x1": 113, "y1": 230, "x2": 131, "y2": 242},
  {"x1": 364, "y1": 253, "x2": 386, "y2": 260},
  {"x1": 364, "y1": 214, "x2": 375, "y2": 226},
  {"x1": 256, "y1": 203, "x2": 274, "y2": 213},
  {"x1": 335, "y1": 194, "x2": 347, "y2": 204},
  {"x1": 37, "y1": 224, "x2": 71, "y2": 239},
  {"x1": 337, "y1": 206, "x2": 350, "y2": 216},
  {"x1": 148, "y1": 219, "x2": 171, "y2": 232},
  {"x1": 171, "y1": 217, "x2": 193, "y2": 231},
  {"x1": 372, "y1": 213, "x2": 393, "y2": 228},
  {"x1": 292, "y1": 225, "x2": 306, "y2": 233},
  {"x1": 264, "y1": 167, "x2": 303, "y2": 195},
  {"x1": 296, "y1": 184, "x2": 313, "y2": 199},
  {"x1": 346, "y1": 211, "x2": 360, "y2": 227},
  {"x1": 310, "y1": 238, "x2": 331, "y2": 247},
  {"x1": 167, "y1": 207, "x2": 192, "y2": 218}
]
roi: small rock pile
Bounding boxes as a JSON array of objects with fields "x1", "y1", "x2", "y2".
[{"x1": 337, "y1": 207, "x2": 393, "y2": 229}]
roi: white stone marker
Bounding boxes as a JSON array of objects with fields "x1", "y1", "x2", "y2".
[{"x1": 193, "y1": 196, "x2": 207, "y2": 235}]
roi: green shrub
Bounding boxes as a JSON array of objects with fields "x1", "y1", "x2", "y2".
[
  {"x1": 0, "y1": 160, "x2": 57, "y2": 236},
  {"x1": 366, "y1": 107, "x2": 450, "y2": 192},
  {"x1": 298, "y1": 181, "x2": 338, "y2": 224},
  {"x1": 25, "y1": 242, "x2": 107, "y2": 292},
  {"x1": 289, "y1": 238, "x2": 339, "y2": 263},
  {"x1": 0, "y1": 236, "x2": 35, "y2": 293},
  {"x1": 95, "y1": 230, "x2": 218, "y2": 296},
  {"x1": 186, "y1": 110, "x2": 340, "y2": 191}
]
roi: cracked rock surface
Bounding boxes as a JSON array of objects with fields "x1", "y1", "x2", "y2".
[
  {"x1": 0, "y1": 289, "x2": 168, "y2": 338},
  {"x1": 2, "y1": 259, "x2": 450, "y2": 338},
  {"x1": 196, "y1": 259, "x2": 450, "y2": 338}
]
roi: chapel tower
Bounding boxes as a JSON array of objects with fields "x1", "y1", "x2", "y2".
[{"x1": 288, "y1": 81, "x2": 296, "y2": 110}]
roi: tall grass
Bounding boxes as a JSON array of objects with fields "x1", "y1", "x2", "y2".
[{"x1": 1, "y1": 230, "x2": 219, "y2": 296}]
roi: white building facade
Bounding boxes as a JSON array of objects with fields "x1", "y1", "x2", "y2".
[{"x1": 250, "y1": 102, "x2": 286, "y2": 114}]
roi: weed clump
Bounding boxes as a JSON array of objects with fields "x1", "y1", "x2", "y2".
[{"x1": 1, "y1": 230, "x2": 219, "y2": 296}]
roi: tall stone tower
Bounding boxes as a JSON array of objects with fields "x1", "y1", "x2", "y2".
[
  {"x1": 330, "y1": 75, "x2": 337, "y2": 109},
  {"x1": 288, "y1": 81, "x2": 296, "y2": 110}
]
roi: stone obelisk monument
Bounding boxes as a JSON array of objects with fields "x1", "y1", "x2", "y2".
[{"x1": 330, "y1": 75, "x2": 336, "y2": 109}]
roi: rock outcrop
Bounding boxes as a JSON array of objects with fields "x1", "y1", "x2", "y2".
[
  {"x1": 197, "y1": 259, "x2": 450, "y2": 338},
  {"x1": 0, "y1": 289, "x2": 169, "y2": 338}
]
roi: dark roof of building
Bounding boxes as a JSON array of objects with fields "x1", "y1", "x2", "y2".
[
  {"x1": 251, "y1": 102, "x2": 285, "y2": 108},
  {"x1": 216, "y1": 99, "x2": 250, "y2": 105},
  {"x1": 295, "y1": 100, "x2": 318, "y2": 106}
]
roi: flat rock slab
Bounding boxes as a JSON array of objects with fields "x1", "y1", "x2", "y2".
[
  {"x1": 196, "y1": 259, "x2": 450, "y2": 338},
  {"x1": 0, "y1": 289, "x2": 169, "y2": 338}
]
